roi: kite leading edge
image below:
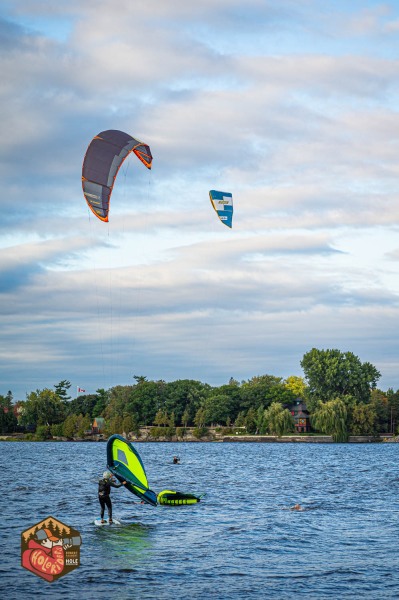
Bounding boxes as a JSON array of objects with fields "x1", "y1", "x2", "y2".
[{"x1": 82, "y1": 129, "x2": 152, "y2": 222}]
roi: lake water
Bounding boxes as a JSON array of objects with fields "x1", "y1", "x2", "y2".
[{"x1": 1, "y1": 441, "x2": 399, "y2": 599}]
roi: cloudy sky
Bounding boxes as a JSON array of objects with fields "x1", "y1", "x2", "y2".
[{"x1": 1, "y1": 0, "x2": 399, "y2": 399}]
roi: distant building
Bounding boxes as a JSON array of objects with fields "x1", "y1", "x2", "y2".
[
  {"x1": 92, "y1": 417, "x2": 105, "y2": 434},
  {"x1": 289, "y1": 399, "x2": 311, "y2": 433}
]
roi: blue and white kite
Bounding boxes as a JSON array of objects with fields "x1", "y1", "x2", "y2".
[{"x1": 209, "y1": 190, "x2": 233, "y2": 228}]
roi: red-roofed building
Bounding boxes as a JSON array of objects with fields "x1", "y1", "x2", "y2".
[{"x1": 92, "y1": 417, "x2": 105, "y2": 434}]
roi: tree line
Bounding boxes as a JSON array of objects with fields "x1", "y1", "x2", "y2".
[{"x1": 1, "y1": 349, "x2": 398, "y2": 442}]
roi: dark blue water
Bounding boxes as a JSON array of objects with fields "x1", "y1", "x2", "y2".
[{"x1": 1, "y1": 441, "x2": 398, "y2": 598}]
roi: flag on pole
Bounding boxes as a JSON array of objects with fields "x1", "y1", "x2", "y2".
[{"x1": 77, "y1": 387, "x2": 86, "y2": 393}]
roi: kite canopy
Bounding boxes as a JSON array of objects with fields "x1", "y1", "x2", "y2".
[
  {"x1": 209, "y1": 190, "x2": 233, "y2": 228},
  {"x1": 82, "y1": 129, "x2": 152, "y2": 222},
  {"x1": 106, "y1": 434, "x2": 157, "y2": 506}
]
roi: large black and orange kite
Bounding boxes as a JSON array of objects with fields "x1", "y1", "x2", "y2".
[{"x1": 82, "y1": 129, "x2": 152, "y2": 222}]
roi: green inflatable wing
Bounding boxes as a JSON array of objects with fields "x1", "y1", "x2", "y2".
[
  {"x1": 106, "y1": 434, "x2": 157, "y2": 506},
  {"x1": 157, "y1": 489, "x2": 202, "y2": 505}
]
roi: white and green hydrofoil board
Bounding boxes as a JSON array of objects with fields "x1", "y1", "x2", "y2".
[{"x1": 94, "y1": 518, "x2": 121, "y2": 526}]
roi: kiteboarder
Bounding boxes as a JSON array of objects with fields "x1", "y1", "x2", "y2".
[
  {"x1": 98, "y1": 471, "x2": 126, "y2": 523},
  {"x1": 173, "y1": 456, "x2": 180, "y2": 464}
]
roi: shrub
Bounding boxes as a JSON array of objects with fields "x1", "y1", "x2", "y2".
[
  {"x1": 50, "y1": 423, "x2": 64, "y2": 437},
  {"x1": 35, "y1": 425, "x2": 51, "y2": 441},
  {"x1": 192, "y1": 426, "x2": 209, "y2": 439}
]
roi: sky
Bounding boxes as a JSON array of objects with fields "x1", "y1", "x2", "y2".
[{"x1": 1, "y1": 0, "x2": 399, "y2": 400}]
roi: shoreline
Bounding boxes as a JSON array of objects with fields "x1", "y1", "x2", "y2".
[{"x1": 0, "y1": 434, "x2": 396, "y2": 443}]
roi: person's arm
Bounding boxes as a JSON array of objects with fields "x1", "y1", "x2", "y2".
[{"x1": 110, "y1": 480, "x2": 127, "y2": 488}]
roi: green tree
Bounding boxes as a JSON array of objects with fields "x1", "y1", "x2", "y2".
[
  {"x1": 194, "y1": 407, "x2": 206, "y2": 428},
  {"x1": 93, "y1": 388, "x2": 109, "y2": 416},
  {"x1": 0, "y1": 393, "x2": 17, "y2": 433},
  {"x1": 104, "y1": 415, "x2": 123, "y2": 436},
  {"x1": 35, "y1": 425, "x2": 51, "y2": 441},
  {"x1": 154, "y1": 408, "x2": 168, "y2": 427},
  {"x1": 386, "y1": 388, "x2": 399, "y2": 434},
  {"x1": 240, "y1": 375, "x2": 296, "y2": 412},
  {"x1": 62, "y1": 414, "x2": 90, "y2": 438},
  {"x1": 301, "y1": 348, "x2": 380, "y2": 406},
  {"x1": 164, "y1": 379, "x2": 211, "y2": 426},
  {"x1": 263, "y1": 402, "x2": 294, "y2": 436},
  {"x1": 21, "y1": 389, "x2": 65, "y2": 429},
  {"x1": 122, "y1": 414, "x2": 140, "y2": 437},
  {"x1": 244, "y1": 408, "x2": 257, "y2": 434},
  {"x1": 285, "y1": 376, "x2": 306, "y2": 398},
  {"x1": 127, "y1": 380, "x2": 163, "y2": 425},
  {"x1": 76, "y1": 415, "x2": 91, "y2": 437},
  {"x1": 104, "y1": 386, "x2": 135, "y2": 429},
  {"x1": 181, "y1": 408, "x2": 190, "y2": 428},
  {"x1": 311, "y1": 398, "x2": 348, "y2": 442},
  {"x1": 63, "y1": 392, "x2": 98, "y2": 419},
  {"x1": 369, "y1": 389, "x2": 389, "y2": 433},
  {"x1": 54, "y1": 380, "x2": 71, "y2": 402},
  {"x1": 63, "y1": 414, "x2": 78, "y2": 438},
  {"x1": 234, "y1": 411, "x2": 246, "y2": 427},
  {"x1": 255, "y1": 405, "x2": 265, "y2": 434},
  {"x1": 350, "y1": 403, "x2": 378, "y2": 436},
  {"x1": 50, "y1": 423, "x2": 64, "y2": 437},
  {"x1": 203, "y1": 394, "x2": 237, "y2": 426}
]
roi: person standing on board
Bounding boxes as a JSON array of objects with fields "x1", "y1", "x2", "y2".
[{"x1": 98, "y1": 471, "x2": 126, "y2": 523}]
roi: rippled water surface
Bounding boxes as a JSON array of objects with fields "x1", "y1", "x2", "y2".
[{"x1": 1, "y1": 441, "x2": 399, "y2": 598}]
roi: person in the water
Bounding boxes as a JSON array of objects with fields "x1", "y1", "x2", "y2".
[
  {"x1": 98, "y1": 471, "x2": 126, "y2": 523},
  {"x1": 290, "y1": 504, "x2": 302, "y2": 511},
  {"x1": 173, "y1": 456, "x2": 180, "y2": 464}
]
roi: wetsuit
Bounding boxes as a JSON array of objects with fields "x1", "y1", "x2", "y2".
[{"x1": 98, "y1": 478, "x2": 123, "y2": 520}]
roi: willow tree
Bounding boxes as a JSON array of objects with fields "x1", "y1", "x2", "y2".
[
  {"x1": 264, "y1": 402, "x2": 295, "y2": 437},
  {"x1": 311, "y1": 398, "x2": 348, "y2": 442}
]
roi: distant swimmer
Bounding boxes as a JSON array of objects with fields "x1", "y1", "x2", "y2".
[
  {"x1": 290, "y1": 504, "x2": 302, "y2": 511},
  {"x1": 173, "y1": 456, "x2": 180, "y2": 464}
]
